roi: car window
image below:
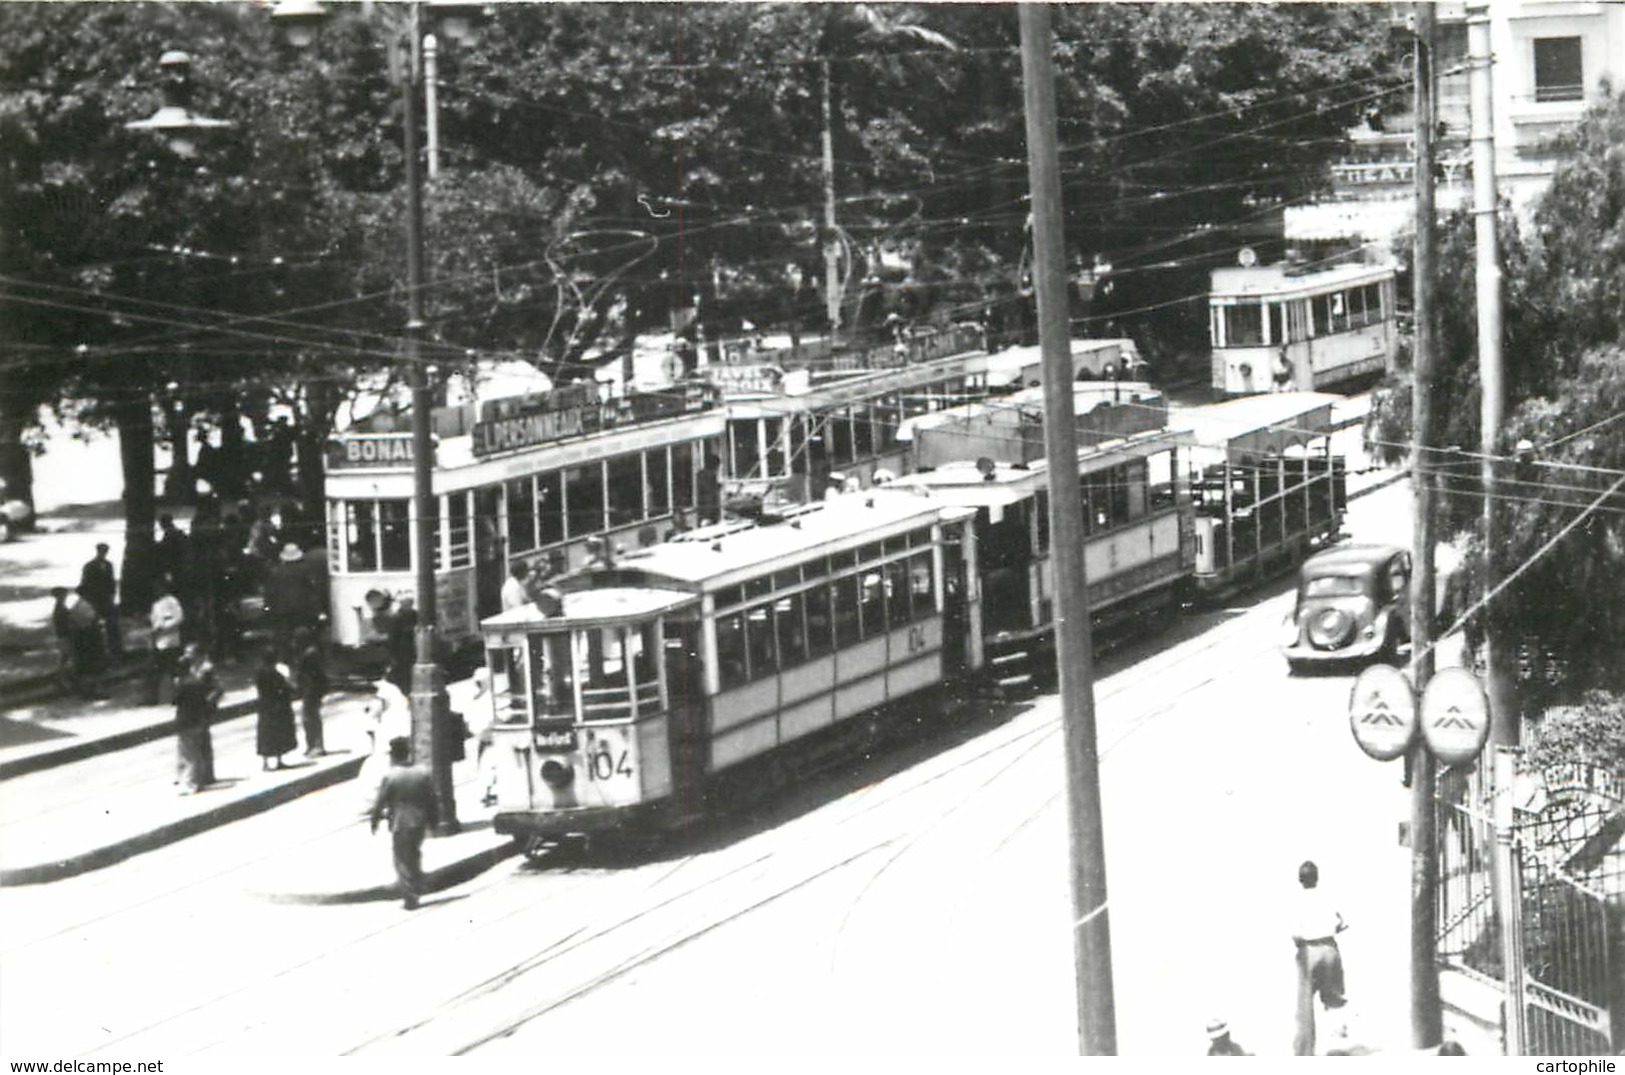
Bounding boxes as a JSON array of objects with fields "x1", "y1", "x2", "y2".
[{"x1": 1302, "y1": 574, "x2": 1364, "y2": 598}]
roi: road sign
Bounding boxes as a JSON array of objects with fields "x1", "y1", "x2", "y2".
[
  {"x1": 1348, "y1": 664, "x2": 1417, "y2": 761},
  {"x1": 1420, "y1": 667, "x2": 1490, "y2": 766}
]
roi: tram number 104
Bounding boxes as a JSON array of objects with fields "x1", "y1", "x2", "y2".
[{"x1": 587, "y1": 747, "x2": 633, "y2": 782}]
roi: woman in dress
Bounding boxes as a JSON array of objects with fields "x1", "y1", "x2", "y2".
[
  {"x1": 254, "y1": 649, "x2": 298, "y2": 770},
  {"x1": 174, "y1": 643, "x2": 220, "y2": 793}
]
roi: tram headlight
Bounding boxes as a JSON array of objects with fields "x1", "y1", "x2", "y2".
[{"x1": 540, "y1": 759, "x2": 575, "y2": 789}]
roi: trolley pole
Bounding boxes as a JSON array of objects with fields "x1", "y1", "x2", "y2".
[
  {"x1": 403, "y1": 5, "x2": 457, "y2": 834},
  {"x1": 1407, "y1": 1, "x2": 1443, "y2": 1047},
  {"x1": 1018, "y1": 4, "x2": 1117, "y2": 1054}
]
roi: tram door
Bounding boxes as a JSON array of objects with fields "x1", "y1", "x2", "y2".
[{"x1": 473, "y1": 486, "x2": 504, "y2": 619}]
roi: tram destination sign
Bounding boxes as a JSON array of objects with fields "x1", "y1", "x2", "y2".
[
  {"x1": 327, "y1": 433, "x2": 422, "y2": 471},
  {"x1": 472, "y1": 383, "x2": 718, "y2": 458}
]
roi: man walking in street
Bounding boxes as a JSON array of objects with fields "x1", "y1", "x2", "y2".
[
  {"x1": 370, "y1": 736, "x2": 438, "y2": 910},
  {"x1": 1291, "y1": 859, "x2": 1349, "y2": 1056},
  {"x1": 79, "y1": 542, "x2": 120, "y2": 662}
]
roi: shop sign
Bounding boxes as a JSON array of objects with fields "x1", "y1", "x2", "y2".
[
  {"x1": 326, "y1": 433, "x2": 419, "y2": 470},
  {"x1": 1420, "y1": 667, "x2": 1490, "y2": 766}
]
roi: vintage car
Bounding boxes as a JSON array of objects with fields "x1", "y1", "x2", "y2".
[{"x1": 1282, "y1": 543, "x2": 1411, "y2": 673}]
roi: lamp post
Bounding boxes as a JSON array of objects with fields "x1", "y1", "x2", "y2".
[{"x1": 273, "y1": 0, "x2": 480, "y2": 834}]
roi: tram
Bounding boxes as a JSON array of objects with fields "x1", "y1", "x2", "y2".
[
  {"x1": 1209, "y1": 256, "x2": 1398, "y2": 396},
  {"x1": 1174, "y1": 391, "x2": 1348, "y2": 599},
  {"x1": 475, "y1": 389, "x2": 1350, "y2": 840},
  {"x1": 479, "y1": 493, "x2": 980, "y2": 840},
  {"x1": 718, "y1": 331, "x2": 1147, "y2": 502},
  {"x1": 323, "y1": 381, "x2": 724, "y2": 647}
]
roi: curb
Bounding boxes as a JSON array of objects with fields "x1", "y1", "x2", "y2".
[
  {"x1": 0, "y1": 661, "x2": 146, "y2": 711},
  {"x1": 0, "y1": 697, "x2": 256, "y2": 781},
  {"x1": 260, "y1": 835, "x2": 523, "y2": 906},
  {"x1": 0, "y1": 753, "x2": 367, "y2": 886}
]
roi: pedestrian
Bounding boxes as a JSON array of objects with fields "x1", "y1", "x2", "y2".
[
  {"x1": 147, "y1": 578, "x2": 186, "y2": 705},
  {"x1": 1205, "y1": 1018, "x2": 1249, "y2": 1056},
  {"x1": 50, "y1": 587, "x2": 79, "y2": 696},
  {"x1": 78, "y1": 542, "x2": 120, "y2": 661},
  {"x1": 173, "y1": 643, "x2": 220, "y2": 794},
  {"x1": 294, "y1": 626, "x2": 326, "y2": 757},
  {"x1": 266, "y1": 543, "x2": 321, "y2": 660},
  {"x1": 824, "y1": 471, "x2": 847, "y2": 502},
  {"x1": 1291, "y1": 859, "x2": 1349, "y2": 1056},
  {"x1": 253, "y1": 649, "x2": 298, "y2": 771},
  {"x1": 370, "y1": 736, "x2": 438, "y2": 910},
  {"x1": 55, "y1": 586, "x2": 104, "y2": 696}
]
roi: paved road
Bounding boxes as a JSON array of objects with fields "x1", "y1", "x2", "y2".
[{"x1": 1, "y1": 479, "x2": 1438, "y2": 1058}]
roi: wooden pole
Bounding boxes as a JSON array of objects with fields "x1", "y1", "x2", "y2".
[{"x1": 1018, "y1": 4, "x2": 1116, "y2": 1054}]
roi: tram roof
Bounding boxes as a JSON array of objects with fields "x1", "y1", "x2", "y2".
[
  {"x1": 483, "y1": 587, "x2": 698, "y2": 633},
  {"x1": 1169, "y1": 392, "x2": 1343, "y2": 451},
  {"x1": 602, "y1": 493, "x2": 971, "y2": 589},
  {"x1": 895, "y1": 381, "x2": 1160, "y2": 443},
  {"x1": 1209, "y1": 259, "x2": 1396, "y2": 299},
  {"x1": 890, "y1": 427, "x2": 1180, "y2": 508}
]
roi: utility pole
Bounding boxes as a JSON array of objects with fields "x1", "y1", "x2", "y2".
[
  {"x1": 1467, "y1": 4, "x2": 1513, "y2": 746},
  {"x1": 820, "y1": 58, "x2": 842, "y2": 337},
  {"x1": 1018, "y1": 4, "x2": 1116, "y2": 1055},
  {"x1": 403, "y1": 5, "x2": 457, "y2": 834},
  {"x1": 1407, "y1": 0, "x2": 1443, "y2": 1048}
]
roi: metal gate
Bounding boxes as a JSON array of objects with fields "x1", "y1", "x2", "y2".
[{"x1": 1433, "y1": 763, "x2": 1623, "y2": 1055}]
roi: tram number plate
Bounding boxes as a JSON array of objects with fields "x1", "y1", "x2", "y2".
[{"x1": 587, "y1": 748, "x2": 633, "y2": 782}]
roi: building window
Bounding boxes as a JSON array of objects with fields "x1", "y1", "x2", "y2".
[{"x1": 1533, "y1": 37, "x2": 1583, "y2": 103}]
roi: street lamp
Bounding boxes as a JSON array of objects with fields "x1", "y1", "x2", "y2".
[
  {"x1": 273, "y1": 0, "x2": 483, "y2": 834},
  {"x1": 125, "y1": 50, "x2": 233, "y2": 159}
]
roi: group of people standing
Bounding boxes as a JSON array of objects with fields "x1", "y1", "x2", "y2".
[{"x1": 49, "y1": 542, "x2": 122, "y2": 698}]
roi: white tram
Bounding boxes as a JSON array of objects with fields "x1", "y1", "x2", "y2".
[
  {"x1": 323, "y1": 382, "x2": 724, "y2": 647},
  {"x1": 889, "y1": 388, "x2": 1190, "y2": 677},
  {"x1": 479, "y1": 493, "x2": 981, "y2": 840},
  {"x1": 717, "y1": 332, "x2": 1147, "y2": 503},
  {"x1": 1209, "y1": 258, "x2": 1398, "y2": 396},
  {"x1": 1174, "y1": 392, "x2": 1347, "y2": 599}
]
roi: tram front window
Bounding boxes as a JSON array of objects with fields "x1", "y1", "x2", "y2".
[
  {"x1": 577, "y1": 622, "x2": 664, "y2": 722},
  {"x1": 528, "y1": 631, "x2": 573, "y2": 721}
]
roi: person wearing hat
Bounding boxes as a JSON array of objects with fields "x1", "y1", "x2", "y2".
[
  {"x1": 824, "y1": 472, "x2": 847, "y2": 502},
  {"x1": 266, "y1": 542, "x2": 321, "y2": 662},
  {"x1": 78, "y1": 541, "x2": 120, "y2": 661},
  {"x1": 370, "y1": 736, "x2": 438, "y2": 910},
  {"x1": 1205, "y1": 1018, "x2": 1248, "y2": 1056}
]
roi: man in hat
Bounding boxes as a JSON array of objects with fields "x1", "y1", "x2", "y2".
[
  {"x1": 79, "y1": 542, "x2": 120, "y2": 661},
  {"x1": 824, "y1": 472, "x2": 846, "y2": 502},
  {"x1": 1205, "y1": 1018, "x2": 1248, "y2": 1056},
  {"x1": 267, "y1": 542, "x2": 321, "y2": 660},
  {"x1": 1292, "y1": 859, "x2": 1349, "y2": 1055},
  {"x1": 370, "y1": 736, "x2": 438, "y2": 910}
]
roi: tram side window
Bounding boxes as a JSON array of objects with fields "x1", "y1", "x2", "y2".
[
  {"x1": 873, "y1": 395, "x2": 899, "y2": 454},
  {"x1": 854, "y1": 403, "x2": 875, "y2": 458},
  {"x1": 730, "y1": 420, "x2": 761, "y2": 480},
  {"x1": 776, "y1": 593, "x2": 808, "y2": 667},
  {"x1": 1312, "y1": 294, "x2": 1333, "y2": 337},
  {"x1": 672, "y1": 442, "x2": 695, "y2": 511},
  {"x1": 1359, "y1": 283, "x2": 1384, "y2": 328},
  {"x1": 379, "y1": 500, "x2": 412, "y2": 571},
  {"x1": 831, "y1": 409, "x2": 855, "y2": 467},
  {"x1": 607, "y1": 452, "x2": 644, "y2": 527},
  {"x1": 1331, "y1": 291, "x2": 1349, "y2": 333},
  {"x1": 859, "y1": 569, "x2": 887, "y2": 636},
  {"x1": 746, "y1": 604, "x2": 778, "y2": 679},
  {"x1": 507, "y1": 476, "x2": 537, "y2": 553},
  {"x1": 344, "y1": 501, "x2": 378, "y2": 572},
  {"x1": 804, "y1": 583, "x2": 834, "y2": 658},
  {"x1": 885, "y1": 559, "x2": 911, "y2": 627},
  {"x1": 1270, "y1": 303, "x2": 1289, "y2": 345},
  {"x1": 764, "y1": 418, "x2": 785, "y2": 478},
  {"x1": 537, "y1": 470, "x2": 564, "y2": 546},
  {"x1": 834, "y1": 574, "x2": 863, "y2": 648},
  {"x1": 565, "y1": 462, "x2": 606, "y2": 538},
  {"x1": 1222, "y1": 304, "x2": 1264, "y2": 347},
  {"x1": 445, "y1": 491, "x2": 471, "y2": 570},
  {"x1": 910, "y1": 552, "x2": 935, "y2": 619},
  {"x1": 716, "y1": 612, "x2": 748, "y2": 690}
]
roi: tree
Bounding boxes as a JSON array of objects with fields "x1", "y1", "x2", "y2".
[{"x1": 1369, "y1": 87, "x2": 1625, "y2": 699}]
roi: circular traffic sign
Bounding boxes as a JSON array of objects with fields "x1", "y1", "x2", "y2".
[
  {"x1": 1421, "y1": 667, "x2": 1491, "y2": 766},
  {"x1": 1348, "y1": 664, "x2": 1417, "y2": 761}
]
